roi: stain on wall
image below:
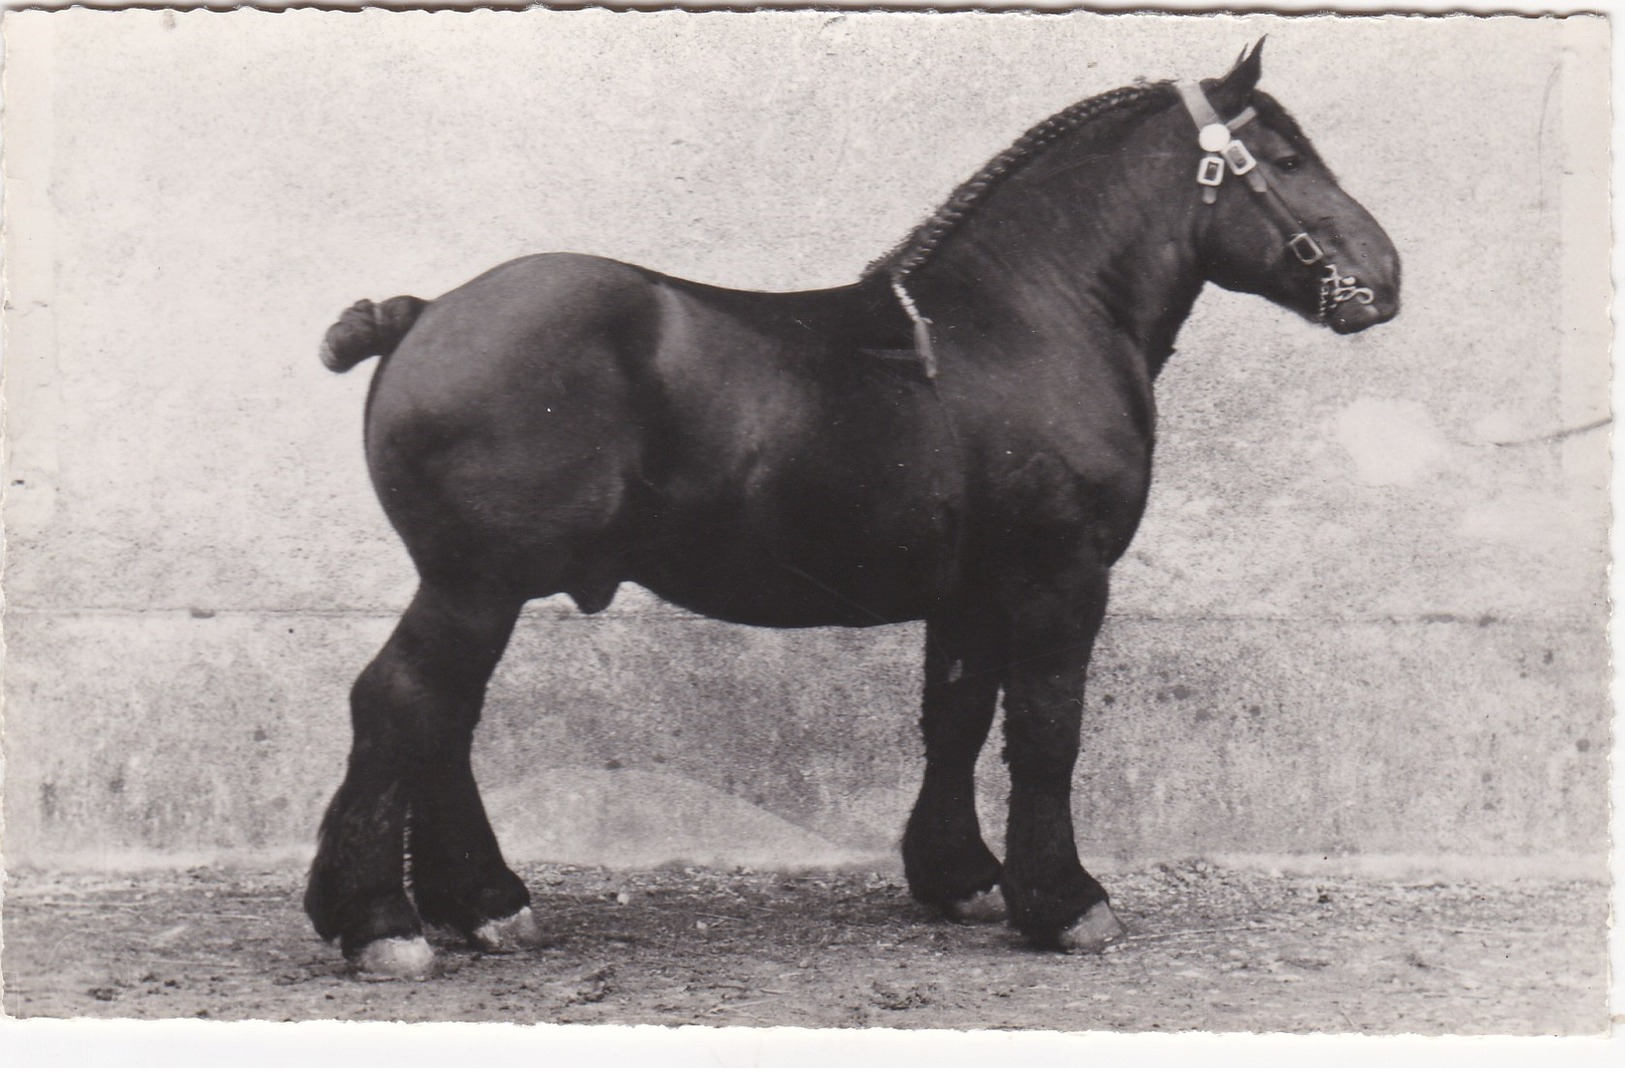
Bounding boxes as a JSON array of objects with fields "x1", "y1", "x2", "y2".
[{"x1": 1334, "y1": 399, "x2": 1449, "y2": 487}]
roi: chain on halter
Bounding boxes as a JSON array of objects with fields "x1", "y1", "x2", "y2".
[{"x1": 1174, "y1": 81, "x2": 1375, "y2": 323}]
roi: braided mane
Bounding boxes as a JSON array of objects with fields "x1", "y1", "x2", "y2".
[{"x1": 864, "y1": 80, "x2": 1173, "y2": 282}]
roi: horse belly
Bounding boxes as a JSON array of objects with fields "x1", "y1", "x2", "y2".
[
  {"x1": 630, "y1": 496, "x2": 946, "y2": 629},
  {"x1": 637, "y1": 545, "x2": 942, "y2": 626}
]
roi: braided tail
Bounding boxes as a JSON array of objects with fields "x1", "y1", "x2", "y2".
[{"x1": 318, "y1": 295, "x2": 428, "y2": 373}]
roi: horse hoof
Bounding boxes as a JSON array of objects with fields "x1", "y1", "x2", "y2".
[
  {"x1": 948, "y1": 887, "x2": 1007, "y2": 923},
  {"x1": 470, "y1": 906, "x2": 543, "y2": 953},
  {"x1": 353, "y1": 935, "x2": 437, "y2": 980},
  {"x1": 1058, "y1": 902, "x2": 1126, "y2": 954}
]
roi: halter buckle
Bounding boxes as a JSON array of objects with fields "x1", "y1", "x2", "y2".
[
  {"x1": 1288, "y1": 232, "x2": 1324, "y2": 264},
  {"x1": 1222, "y1": 140, "x2": 1257, "y2": 176},
  {"x1": 1197, "y1": 156, "x2": 1225, "y2": 187}
]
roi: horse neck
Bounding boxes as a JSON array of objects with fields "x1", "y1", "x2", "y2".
[{"x1": 919, "y1": 108, "x2": 1205, "y2": 381}]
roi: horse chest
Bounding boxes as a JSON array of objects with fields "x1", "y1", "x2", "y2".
[{"x1": 974, "y1": 439, "x2": 1153, "y2": 564}]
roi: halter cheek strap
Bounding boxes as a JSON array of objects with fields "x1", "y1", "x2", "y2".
[{"x1": 1174, "y1": 80, "x2": 1374, "y2": 320}]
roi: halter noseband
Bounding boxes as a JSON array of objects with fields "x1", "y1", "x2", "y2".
[{"x1": 1174, "y1": 81, "x2": 1374, "y2": 322}]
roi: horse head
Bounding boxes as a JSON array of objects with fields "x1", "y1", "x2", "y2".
[{"x1": 1186, "y1": 41, "x2": 1401, "y2": 335}]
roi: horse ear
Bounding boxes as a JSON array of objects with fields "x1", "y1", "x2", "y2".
[{"x1": 1211, "y1": 37, "x2": 1265, "y2": 111}]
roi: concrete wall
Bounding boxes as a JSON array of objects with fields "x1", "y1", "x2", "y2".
[{"x1": 2, "y1": 10, "x2": 1611, "y2": 873}]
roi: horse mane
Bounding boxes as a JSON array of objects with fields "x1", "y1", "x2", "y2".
[{"x1": 863, "y1": 80, "x2": 1176, "y2": 282}]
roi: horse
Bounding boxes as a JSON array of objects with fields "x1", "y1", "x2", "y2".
[{"x1": 304, "y1": 42, "x2": 1400, "y2": 979}]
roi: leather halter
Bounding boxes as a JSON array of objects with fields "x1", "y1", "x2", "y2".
[{"x1": 1174, "y1": 81, "x2": 1374, "y2": 321}]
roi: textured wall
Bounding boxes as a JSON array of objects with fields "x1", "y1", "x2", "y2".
[{"x1": 2, "y1": 10, "x2": 1610, "y2": 872}]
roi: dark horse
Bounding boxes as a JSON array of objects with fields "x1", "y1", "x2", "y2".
[{"x1": 306, "y1": 44, "x2": 1399, "y2": 978}]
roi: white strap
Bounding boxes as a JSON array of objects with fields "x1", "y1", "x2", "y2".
[
  {"x1": 1175, "y1": 80, "x2": 1258, "y2": 135},
  {"x1": 1227, "y1": 105, "x2": 1258, "y2": 131},
  {"x1": 1174, "y1": 79, "x2": 1222, "y2": 130}
]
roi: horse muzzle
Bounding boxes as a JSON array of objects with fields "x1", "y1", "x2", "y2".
[{"x1": 1324, "y1": 283, "x2": 1399, "y2": 334}]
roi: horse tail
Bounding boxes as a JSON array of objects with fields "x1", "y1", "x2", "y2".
[{"x1": 318, "y1": 295, "x2": 428, "y2": 373}]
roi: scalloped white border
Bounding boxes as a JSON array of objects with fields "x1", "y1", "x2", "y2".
[{"x1": 0, "y1": 1, "x2": 1617, "y2": 1065}]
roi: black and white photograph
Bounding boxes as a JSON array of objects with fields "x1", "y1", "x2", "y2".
[{"x1": 0, "y1": 2, "x2": 1614, "y2": 1052}]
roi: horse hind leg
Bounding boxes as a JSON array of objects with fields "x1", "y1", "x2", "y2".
[
  {"x1": 903, "y1": 608, "x2": 1008, "y2": 922},
  {"x1": 405, "y1": 560, "x2": 618, "y2": 948},
  {"x1": 305, "y1": 580, "x2": 531, "y2": 977},
  {"x1": 407, "y1": 771, "x2": 540, "y2": 954}
]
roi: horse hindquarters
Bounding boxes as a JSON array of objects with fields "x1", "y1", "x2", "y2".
[{"x1": 305, "y1": 258, "x2": 657, "y2": 976}]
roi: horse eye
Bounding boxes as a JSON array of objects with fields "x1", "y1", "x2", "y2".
[{"x1": 1277, "y1": 155, "x2": 1304, "y2": 173}]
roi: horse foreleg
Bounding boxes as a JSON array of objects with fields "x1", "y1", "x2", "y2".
[
  {"x1": 902, "y1": 609, "x2": 1007, "y2": 922},
  {"x1": 998, "y1": 559, "x2": 1125, "y2": 953},
  {"x1": 304, "y1": 581, "x2": 526, "y2": 978}
]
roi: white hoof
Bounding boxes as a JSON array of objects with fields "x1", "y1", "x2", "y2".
[
  {"x1": 354, "y1": 935, "x2": 436, "y2": 980},
  {"x1": 949, "y1": 888, "x2": 1007, "y2": 923},
  {"x1": 1059, "y1": 902, "x2": 1126, "y2": 954},
  {"x1": 470, "y1": 906, "x2": 544, "y2": 953}
]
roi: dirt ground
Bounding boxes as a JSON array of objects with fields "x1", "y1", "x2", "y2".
[{"x1": 1, "y1": 859, "x2": 1610, "y2": 1034}]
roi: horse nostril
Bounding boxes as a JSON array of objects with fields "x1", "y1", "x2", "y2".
[
  {"x1": 1368, "y1": 279, "x2": 1400, "y2": 311},
  {"x1": 1330, "y1": 288, "x2": 1399, "y2": 333}
]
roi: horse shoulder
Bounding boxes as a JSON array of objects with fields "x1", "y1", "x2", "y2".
[{"x1": 952, "y1": 373, "x2": 1153, "y2": 568}]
